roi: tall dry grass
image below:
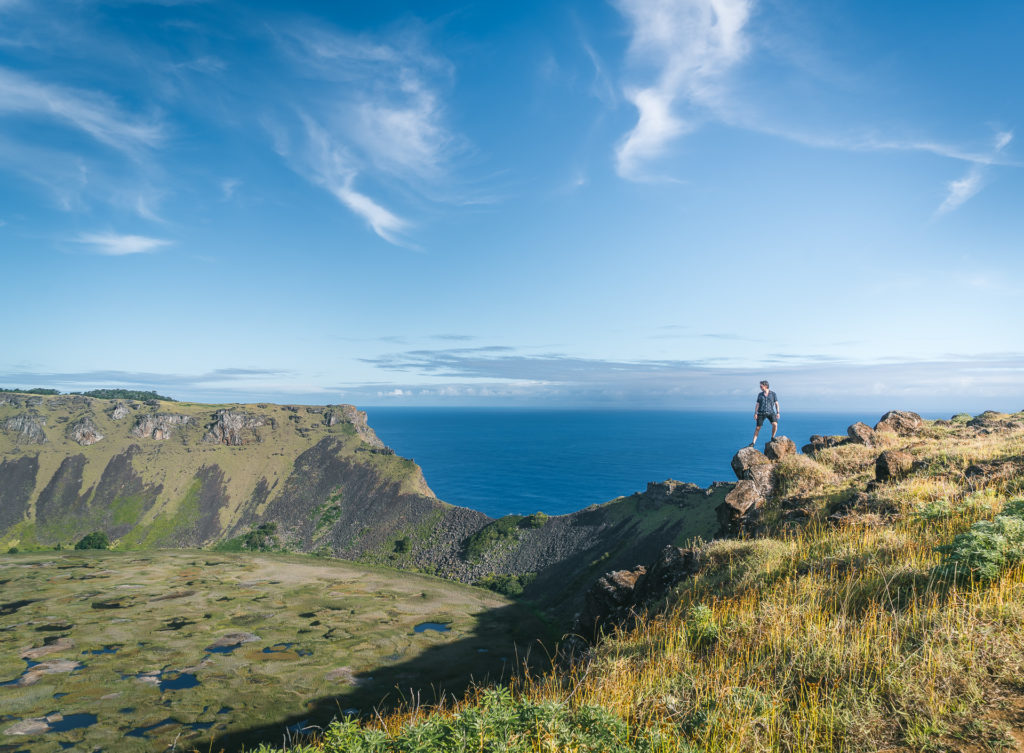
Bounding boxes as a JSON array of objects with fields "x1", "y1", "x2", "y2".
[{"x1": 265, "y1": 419, "x2": 1024, "y2": 753}]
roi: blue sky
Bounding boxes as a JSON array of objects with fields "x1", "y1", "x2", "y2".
[{"x1": 0, "y1": 0, "x2": 1021, "y2": 412}]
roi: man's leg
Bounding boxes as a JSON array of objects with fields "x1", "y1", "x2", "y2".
[
  {"x1": 770, "y1": 419, "x2": 778, "y2": 441},
  {"x1": 751, "y1": 416, "x2": 762, "y2": 445}
]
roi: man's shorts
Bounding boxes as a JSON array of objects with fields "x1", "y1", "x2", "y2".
[{"x1": 756, "y1": 413, "x2": 778, "y2": 427}]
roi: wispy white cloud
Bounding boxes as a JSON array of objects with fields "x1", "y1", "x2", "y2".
[
  {"x1": 936, "y1": 130, "x2": 1012, "y2": 215},
  {"x1": 299, "y1": 116, "x2": 410, "y2": 245},
  {"x1": 936, "y1": 167, "x2": 983, "y2": 215},
  {"x1": 220, "y1": 178, "x2": 240, "y2": 200},
  {"x1": 75, "y1": 232, "x2": 171, "y2": 255},
  {"x1": 269, "y1": 23, "x2": 460, "y2": 244},
  {"x1": 0, "y1": 67, "x2": 164, "y2": 154},
  {"x1": 613, "y1": 0, "x2": 753, "y2": 179}
]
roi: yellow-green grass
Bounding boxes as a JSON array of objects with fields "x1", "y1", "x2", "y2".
[{"x1": 276, "y1": 415, "x2": 1024, "y2": 753}]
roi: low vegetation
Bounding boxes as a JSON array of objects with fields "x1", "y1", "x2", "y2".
[
  {"x1": 271, "y1": 410, "x2": 1024, "y2": 753},
  {"x1": 74, "y1": 531, "x2": 110, "y2": 550}
]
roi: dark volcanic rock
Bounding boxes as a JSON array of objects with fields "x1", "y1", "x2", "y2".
[
  {"x1": 764, "y1": 436, "x2": 796, "y2": 460},
  {"x1": 874, "y1": 410, "x2": 924, "y2": 436},
  {"x1": 2, "y1": 413, "x2": 48, "y2": 443},
  {"x1": 131, "y1": 413, "x2": 193, "y2": 440},
  {"x1": 67, "y1": 416, "x2": 104, "y2": 446},
  {"x1": 847, "y1": 422, "x2": 876, "y2": 446},
  {"x1": 875, "y1": 450, "x2": 914, "y2": 482},
  {"x1": 719, "y1": 480, "x2": 762, "y2": 532},
  {"x1": 203, "y1": 410, "x2": 276, "y2": 446}
]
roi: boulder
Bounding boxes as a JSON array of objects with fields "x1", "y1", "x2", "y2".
[
  {"x1": 875, "y1": 450, "x2": 914, "y2": 482},
  {"x1": 722, "y1": 480, "x2": 762, "y2": 518},
  {"x1": 846, "y1": 422, "x2": 876, "y2": 446},
  {"x1": 874, "y1": 410, "x2": 924, "y2": 436},
  {"x1": 745, "y1": 464, "x2": 775, "y2": 497},
  {"x1": 1, "y1": 413, "x2": 47, "y2": 443},
  {"x1": 764, "y1": 436, "x2": 796, "y2": 460},
  {"x1": 731, "y1": 446, "x2": 771, "y2": 480},
  {"x1": 67, "y1": 416, "x2": 103, "y2": 446}
]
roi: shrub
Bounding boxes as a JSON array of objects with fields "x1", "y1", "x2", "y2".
[
  {"x1": 464, "y1": 516, "x2": 524, "y2": 561},
  {"x1": 394, "y1": 537, "x2": 410, "y2": 554},
  {"x1": 935, "y1": 498, "x2": 1024, "y2": 581},
  {"x1": 524, "y1": 511, "x2": 549, "y2": 528},
  {"x1": 214, "y1": 523, "x2": 280, "y2": 552},
  {"x1": 75, "y1": 531, "x2": 110, "y2": 550},
  {"x1": 684, "y1": 603, "x2": 719, "y2": 649},
  {"x1": 477, "y1": 572, "x2": 536, "y2": 597},
  {"x1": 950, "y1": 413, "x2": 972, "y2": 424}
]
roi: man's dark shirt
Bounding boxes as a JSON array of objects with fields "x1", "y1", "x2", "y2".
[{"x1": 756, "y1": 390, "x2": 778, "y2": 416}]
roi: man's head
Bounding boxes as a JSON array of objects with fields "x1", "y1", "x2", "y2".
[{"x1": 760, "y1": 380, "x2": 770, "y2": 392}]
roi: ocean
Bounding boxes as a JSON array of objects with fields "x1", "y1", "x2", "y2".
[{"x1": 362, "y1": 409, "x2": 926, "y2": 519}]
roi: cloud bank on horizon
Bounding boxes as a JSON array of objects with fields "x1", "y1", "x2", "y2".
[{"x1": 0, "y1": 0, "x2": 1021, "y2": 409}]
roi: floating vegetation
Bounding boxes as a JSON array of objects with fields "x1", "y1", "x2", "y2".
[{"x1": 0, "y1": 550, "x2": 543, "y2": 751}]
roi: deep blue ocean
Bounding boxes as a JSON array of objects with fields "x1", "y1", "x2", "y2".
[{"x1": 363, "y1": 409, "x2": 939, "y2": 518}]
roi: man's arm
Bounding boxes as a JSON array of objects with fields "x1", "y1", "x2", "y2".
[{"x1": 774, "y1": 398, "x2": 780, "y2": 417}]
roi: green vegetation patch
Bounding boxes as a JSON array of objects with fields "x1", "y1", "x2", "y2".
[
  {"x1": 267, "y1": 688, "x2": 665, "y2": 753},
  {"x1": 74, "y1": 531, "x2": 110, "y2": 550},
  {"x1": 476, "y1": 572, "x2": 536, "y2": 597},
  {"x1": 463, "y1": 516, "x2": 525, "y2": 561},
  {"x1": 75, "y1": 388, "x2": 175, "y2": 401},
  {"x1": 214, "y1": 522, "x2": 282, "y2": 552},
  {"x1": 936, "y1": 498, "x2": 1024, "y2": 581}
]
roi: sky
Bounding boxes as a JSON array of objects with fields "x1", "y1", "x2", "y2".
[{"x1": 0, "y1": 0, "x2": 1021, "y2": 412}]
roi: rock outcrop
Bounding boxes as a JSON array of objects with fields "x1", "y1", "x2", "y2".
[
  {"x1": 109, "y1": 402, "x2": 132, "y2": 420},
  {"x1": 130, "y1": 413, "x2": 193, "y2": 440},
  {"x1": 847, "y1": 422, "x2": 876, "y2": 446},
  {"x1": 203, "y1": 410, "x2": 275, "y2": 446},
  {"x1": 67, "y1": 416, "x2": 103, "y2": 446},
  {"x1": 874, "y1": 410, "x2": 924, "y2": 436},
  {"x1": 720, "y1": 446, "x2": 777, "y2": 532},
  {"x1": 573, "y1": 545, "x2": 704, "y2": 641},
  {"x1": 2, "y1": 413, "x2": 47, "y2": 444},
  {"x1": 875, "y1": 450, "x2": 913, "y2": 482}
]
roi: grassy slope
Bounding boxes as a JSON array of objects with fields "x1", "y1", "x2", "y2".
[
  {"x1": 268, "y1": 410, "x2": 1024, "y2": 753},
  {"x1": 0, "y1": 550, "x2": 546, "y2": 752}
]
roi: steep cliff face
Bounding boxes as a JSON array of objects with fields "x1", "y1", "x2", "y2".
[{"x1": 0, "y1": 396, "x2": 439, "y2": 554}]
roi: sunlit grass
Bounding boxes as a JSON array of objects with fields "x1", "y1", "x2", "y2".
[{"x1": 264, "y1": 416, "x2": 1024, "y2": 753}]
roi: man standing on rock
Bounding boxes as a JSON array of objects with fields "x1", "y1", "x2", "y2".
[{"x1": 751, "y1": 380, "x2": 780, "y2": 446}]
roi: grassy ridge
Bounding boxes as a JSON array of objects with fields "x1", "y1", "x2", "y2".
[{"x1": 269, "y1": 411, "x2": 1024, "y2": 753}]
